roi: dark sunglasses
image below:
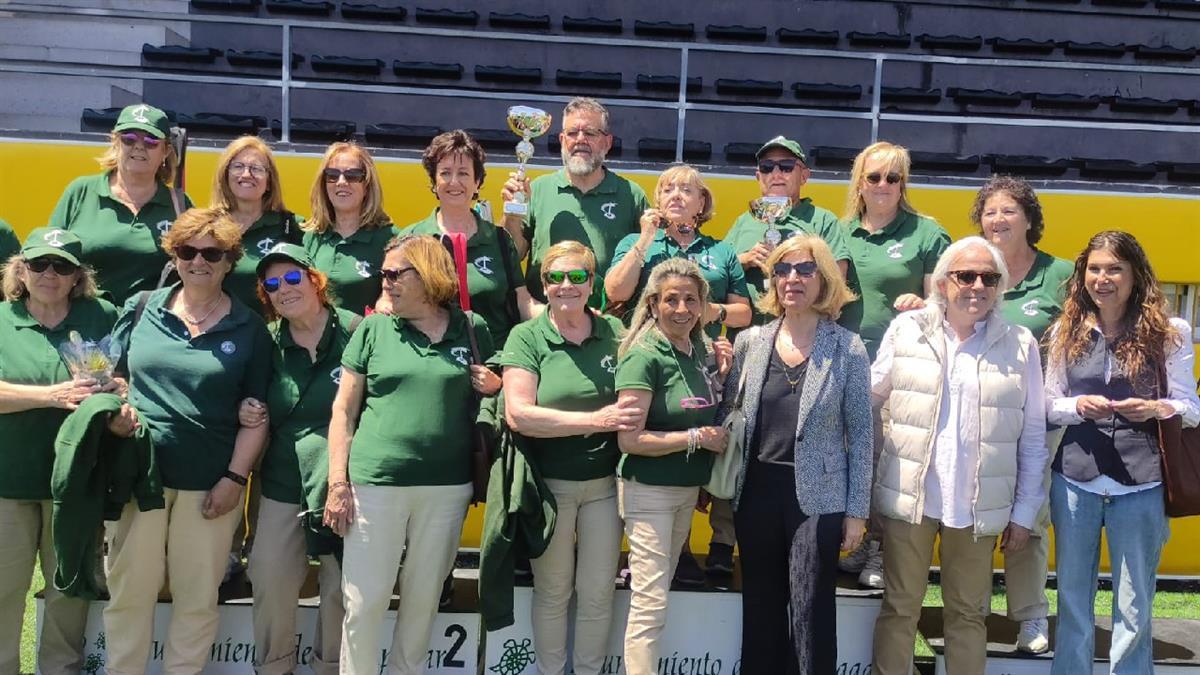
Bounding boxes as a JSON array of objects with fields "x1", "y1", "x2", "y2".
[
  {"x1": 261, "y1": 269, "x2": 303, "y2": 293},
  {"x1": 865, "y1": 172, "x2": 902, "y2": 185},
  {"x1": 26, "y1": 257, "x2": 78, "y2": 275},
  {"x1": 544, "y1": 269, "x2": 591, "y2": 285},
  {"x1": 773, "y1": 261, "x2": 819, "y2": 279},
  {"x1": 948, "y1": 270, "x2": 1003, "y2": 288},
  {"x1": 323, "y1": 168, "x2": 367, "y2": 184},
  {"x1": 175, "y1": 245, "x2": 229, "y2": 263},
  {"x1": 118, "y1": 132, "x2": 162, "y2": 148},
  {"x1": 757, "y1": 159, "x2": 798, "y2": 174},
  {"x1": 380, "y1": 266, "x2": 417, "y2": 282}
]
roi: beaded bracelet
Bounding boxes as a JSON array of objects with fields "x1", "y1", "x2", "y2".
[{"x1": 687, "y1": 428, "x2": 698, "y2": 459}]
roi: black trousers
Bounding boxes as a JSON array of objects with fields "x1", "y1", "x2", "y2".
[{"x1": 734, "y1": 459, "x2": 844, "y2": 675}]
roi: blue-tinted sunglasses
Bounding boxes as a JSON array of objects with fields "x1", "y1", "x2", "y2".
[{"x1": 261, "y1": 269, "x2": 303, "y2": 293}]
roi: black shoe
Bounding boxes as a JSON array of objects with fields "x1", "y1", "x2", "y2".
[
  {"x1": 673, "y1": 550, "x2": 705, "y2": 588},
  {"x1": 439, "y1": 574, "x2": 454, "y2": 610},
  {"x1": 706, "y1": 543, "x2": 734, "y2": 575}
]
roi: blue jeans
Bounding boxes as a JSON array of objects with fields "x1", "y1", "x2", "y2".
[{"x1": 1049, "y1": 472, "x2": 1170, "y2": 675}]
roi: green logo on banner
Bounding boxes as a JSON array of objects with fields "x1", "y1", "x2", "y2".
[{"x1": 489, "y1": 637, "x2": 536, "y2": 675}]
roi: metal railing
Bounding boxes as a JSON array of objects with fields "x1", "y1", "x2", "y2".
[{"x1": 3, "y1": 1, "x2": 1200, "y2": 161}]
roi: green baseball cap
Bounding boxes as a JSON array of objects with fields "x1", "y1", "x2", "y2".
[
  {"x1": 22, "y1": 227, "x2": 83, "y2": 266},
  {"x1": 755, "y1": 135, "x2": 808, "y2": 163},
  {"x1": 256, "y1": 242, "x2": 313, "y2": 276},
  {"x1": 113, "y1": 104, "x2": 171, "y2": 140}
]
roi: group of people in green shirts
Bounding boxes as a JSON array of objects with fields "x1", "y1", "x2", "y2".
[{"x1": 0, "y1": 94, "x2": 1080, "y2": 675}]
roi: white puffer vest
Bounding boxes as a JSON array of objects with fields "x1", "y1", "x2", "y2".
[{"x1": 874, "y1": 306, "x2": 1035, "y2": 536}]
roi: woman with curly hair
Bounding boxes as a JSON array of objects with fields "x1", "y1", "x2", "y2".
[{"x1": 1044, "y1": 230, "x2": 1200, "y2": 674}]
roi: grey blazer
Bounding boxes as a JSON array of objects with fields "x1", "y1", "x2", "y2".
[{"x1": 719, "y1": 317, "x2": 873, "y2": 518}]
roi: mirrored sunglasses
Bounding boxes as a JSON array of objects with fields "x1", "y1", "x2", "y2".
[
  {"x1": 261, "y1": 269, "x2": 303, "y2": 293},
  {"x1": 544, "y1": 269, "x2": 591, "y2": 285},
  {"x1": 118, "y1": 132, "x2": 162, "y2": 148}
]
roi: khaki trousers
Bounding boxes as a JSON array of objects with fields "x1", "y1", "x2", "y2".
[
  {"x1": 248, "y1": 496, "x2": 343, "y2": 675},
  {"x1": 340, "y1": 483, "x2": 471, "y2": 675},
  {"x1": 0, "y1": 499, "x2": 87, "y2": 675},
  {"x1": 103, "y1": 489, "x2": 242, "y2": 675},
  {"x1": 708, "y1": 498, "x2": 735, "y2": 548},
  {"x1": 872, "y1": 516, "x2": 996, "y2": 675},
  {"x1": 1002, "y1": 427, "x2": 1060, "y2": 623},
  {"x1": 530, "y1": 477, "x2": 622, "y2": 675},
  {"x1": 618, "y1": 480, "x2": 698, "y2": 675},
  {"x1": 867, "y1": 403, "x2": 889, "y2": 541}
]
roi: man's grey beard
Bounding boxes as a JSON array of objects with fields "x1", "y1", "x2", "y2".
[{"x1": 562, "y1": 147, "x2": 605, "y2": 176}]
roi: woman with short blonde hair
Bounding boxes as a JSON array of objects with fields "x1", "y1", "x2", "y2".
[{"x1": 757, "y1": 235, "x2": 855, "y2": 319}]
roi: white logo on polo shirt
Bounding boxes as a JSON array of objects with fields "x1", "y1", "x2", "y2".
[
  {"x1": 331, "y1": 367, "x2": 342, "y2": 385},
  {"x1": 220, "y1": 341, "x2": 236, "y2": 355},
  {"x1": 691, "y1": 254, "x2": 716, "y2": 270},
  {"x1": 1022, "y1": 299, "x2": 1040, "y2": 316},
  {"x1": 474, "y1": 256, "x2": 494, "y2": 276},
  {"x1": 450, "y1": 347, "x2": 471, "y2": 366},
  {"x1": 600, "y1": 202, "x2": 617, "y2": 220},
  {"x1": 600, "y1": 355, "x2": 616, "y2": 374},
  {"x1": 887, "y1": 242, "x2": 905, "y2": 259},
  {"x1": 156, "y1": 220, "x2": 172, "y2": 236},
  {"x1": 355, "y1": 260, "x2": 371, "y2": 278},
  {"x1": 257, "y1": 238, "x2": 275, "y2": 255},
  {"x1": 131, "y1": 105, "x2": 151, "y2": 124},
  {"x1": 43, "y1": 230, "x2": 66, "y2": 247}
]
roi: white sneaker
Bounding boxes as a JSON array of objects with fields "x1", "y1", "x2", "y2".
[
  {"x1": 857, "y1": 542, "x2": 884, "y2": 589},
  {"x1": 1016, "y1": 617, "x2": 1050, "y2": 654},
  {"x1": 839, "y1": 539, "x2": 875, "y2": 574}
]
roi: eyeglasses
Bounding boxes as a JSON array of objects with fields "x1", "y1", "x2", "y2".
[
  {"x1": 118, "y1": 132, "x2": 162, "y2": 148},
  {"x1": 261, "y1": 269, "x2": 303, "y2": 293},
  {"x1": 380, "y1": 266, "x2": 417, "y2": 282},
  {"x1": 680, "y1": 367, "x2": 719, "y2": 410},
  {"x1": 544, "y1": 269, "x2": 591, "y2": 285},
  {"x1": 948, "y1": 270, "x2": 1003, "y2": 288},
  {"x1": 865, "y1": 172, "x2": 902, "y2": 185},
  {"x1": 757, "y1": 159, "x2": 798, "y2": 175},
  {"x1": 26, "y1": 257, "x2": 78, "y2": 275},
  {"x1": 229, "y1": 162, "x2": 268, "y2": 178},
  {"x1": 175, "y1": 245, "x2": 229, "y2": 263},
  {"x1": 562, "y1": 127, "x2": 606, "y2": 139},
  {"x1": 773, "y1": 261, "x2": 819, "y2": 279},
  {"x1": 323, "y1": 168, "x2": 367, "y2": 184}
]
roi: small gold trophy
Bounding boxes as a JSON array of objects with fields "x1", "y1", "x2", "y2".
[
  {"x1": 503, "y1": 105, "x2": 553, "y2": 216},
  {"x1": 750, "y1": 196, "x2": 792, "y2": 248}
]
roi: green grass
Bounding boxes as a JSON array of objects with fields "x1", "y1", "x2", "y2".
[{"x1": 20, "y1": 570, "x2": 40, "y2": 675}]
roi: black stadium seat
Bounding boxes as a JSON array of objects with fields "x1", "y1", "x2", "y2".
[
  {"x1": 636, "y1": 74, "x2": 702, "y2": 94},
  {"x1": 724, "y1": 142, "x2": 760, "y2": 162},
  {"x1": 881, "y1": 87, "x2": 943, "y2": 105},
  {"x1": 910, "y1": 152, "x2": 981, "y2": 173},
  {"x1": 1093, "y1": 0, "x2": 1149, "y2": 6},
  {"x1": 1062, "y1": 41, "x2": 1127, "y2": 58},
  {"x1": 474, "y1": 65, "x2": 541, "y2": 84},
  {"x1": 226, "y1": 49, "x2": 303, "y2": 68},
  {"x1": 918, "y1": 34, "x2": 983, "y2": 51},
  {"x1": 1031, "y1": 93, "x2": 1102, "y2": 111},
  {"x1": 366, "y1": 124, "x2": 442, "y2": 147},
  {"x1": 1132, "y1": 44, "x2": 1196, "y2": 61},
  {"x1": 178, "y1": 112, "x2": 265, "y2": 135},
  {"x1": 1158, "y1": 0, "x2": 1200, "y2": 10},
  {"x1": 562, "y1": 16, "x2": 622, "y2": 34},
  {"x1": 634, "y1": 20, "x2": 695, "y2": 39},
  {"x1": 847, "y1": 32, "x2": 912, "y2": 48},
  {"x1": 1108, "y1": 96, "x2": 1179, "y2": 114},
  {"x1": 706, "y1": 24, "x2": 767, "y2": 42},
  {"x1": 393, "y1": 61, "x2": 463, "y2": 79},
  {"x1": 264, "y1": 0, "x2": 332, "y2": 15},
  {"x1": 142, "y1": 44, "x2": 219, "y2": 64},
  {"x1": 808, "y1": 147, "x2": 858, "y2": 169},
  {"x1": 414, "y1": 7, "x2": 478, "y2": 26},
  {"x1": 190, "y1": 0, "x2": 258, "y2": 11},
  {"x1": 791, "y1": 82, "x2": 863, "y2": 101},
  {"x1": 950, "y1": 88, "x2": 1023, "y2": 107},
  {"x1": 556, "y1": 70, "x2": 622, "y2": 89},
  {"x1": 715, "y1": 79, "x2": 783, "y2": 97},
  {"x1": 84, "y1": 107, "x2": 175, "y2": 132},
  {"x1": 987, "y1": 155, "x2": 1071, "y2": 177},
  {"x1": 1078, "y1": 158, "x2": 1158, "y2": 180},
  {"x1": 1164, "y1": 162, "x2": 1200, "y2": 183},
  {"x1": 777, "y1": 28, "x2": 839, "y2": 46},
  {"x1": 489, "y1": 12, "x2": 550, "y2": 30},
  {"x1": 463, "y1": 129, "x2": 514, "y2": 151},
  {"x1": 989, "y1": 37, "x2": 1057, "y2": 55},
  {"x1": 270, "y1": 118, "x2": 355, "y2": 142},
  {"x1": 311, "y1": 55, "x2": 384, "y2": 75},
  {"x1": 340, "y1": 3, "x2": 407, "y2": 21},
  {"x1": 637, "y1": 138, "x2": 711, "y2": 161}
]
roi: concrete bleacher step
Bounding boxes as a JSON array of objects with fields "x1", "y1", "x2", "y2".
[
  {"x1": 0, "y1": 16, "x2": 188, "y2": 66},
  {"x1": 29, "y1": 0, "x2": 192, "y2": 14},
  {"x1": 0, "y1": 73, "x2": 141, "y2": 133}
]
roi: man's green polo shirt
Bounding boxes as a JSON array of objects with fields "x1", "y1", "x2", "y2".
[
  {"x1": 614, "y1": 331, "x2": 719, "y2": 487},
  {"x1": 113, "y1": 285, "x2": 273, "y2": 490},
  {"x1": 49, "y1": 173, "x2": 194, "y2": 305},
  {"x1": 341, "y1": 309, "x2": 494, "y2": 487},
  {"x1": 501, "y1": 310, "x2": 624, "y2": 481},
  {"x1": 1000, "y1": 249, "x2": 1074, "y2": 342},
  {"x1": 525, "y1": 168, "x2": 650, "y2": 305},
  {"x1": 301, "y1": 223, "x2": 395, "y2": 314},
  {"x1": 839, "y1": 211, "x2": 950, "y2": 359},
  {"x1": 610, "y1": 230, "x2": 749, "y2": 338},
  {"x1": 0, "y1": 298, "x2": 117, "y2": 499},
  {"x1": 261, "y1": 306, "x2": 360, "y2": 504},
  {"x1": 226, "y1": 211, "x2": 303, "y2": 315},
  {"x1": 399, "y1": 209, "x2": 525, "y2": 346}
]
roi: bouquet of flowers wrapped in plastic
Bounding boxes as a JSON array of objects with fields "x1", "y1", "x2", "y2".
[{"x1": 59, "y1": 331, "x2": 122, "y2": 386}]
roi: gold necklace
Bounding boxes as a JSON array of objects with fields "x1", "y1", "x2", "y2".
[
  {"x1": 179, "y1": 295, "x2": 223, "y2": 325},
  {"x1": 781, "y1": 359, "x2": 807, "y2": 392}
]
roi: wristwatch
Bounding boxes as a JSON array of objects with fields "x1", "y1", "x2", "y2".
[
  {"x1": 223, "y1": 469, "x2": 248, "y2": 486},
  {"x1": 715, "y1": 304, "x2": 727, "y2": 324}
]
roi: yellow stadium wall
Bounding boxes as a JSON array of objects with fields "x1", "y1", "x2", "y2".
[{"x1": 4, "y1": 138, "x2": 1200, "y2": 575}]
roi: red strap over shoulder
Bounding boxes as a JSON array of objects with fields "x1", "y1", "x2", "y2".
[{"x1": 445, "y1": 231, "x2": 472, "y2": 312}]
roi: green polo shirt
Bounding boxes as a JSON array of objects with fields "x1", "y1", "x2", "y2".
[
  {"x1": 839, "y1": 211, "x2": 950, "y2": 359},
  {"x1": 610, "y1": 230, "x2": 749, "y2": 339},
  {"x1": 614, "y1": 332, "x2": 718, "y2": 487},
  {"x1": 113, "y1": 286, "x2": 273, "y2": 491},
  {"x1": 226, "y1": 211, "x2": 303, "y2": 316},
  {"x1": 501, "y1": 310, "x2": 624, "y2": 481},
  {"x1": 260, "y1": 307, "x2": 360, "y2": 504},
  {"x1": 341, "y1": 308, "x2": 494, "y2": 487},
  {"x1": 48, "y1": 172, "x2": 194, "y2": 305},
  {"x1": 722, "y1": 199, "x2": 850, "y2": 334},
  {"x1": 399, "y1": 209, "x2": 526, "y2": 346},
  {"x1": 1000, "y1": 250, "x2": 1073, "y2": 342},
  {"x1": 302, "y1": 224, "x2": 395, "y2": 314},
  {"x1": 525, "y1": 168, "x2": 650, "y2": 305},
  {"x1": 0, "y1": 298, "x2": 118, "y2": 500}
]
